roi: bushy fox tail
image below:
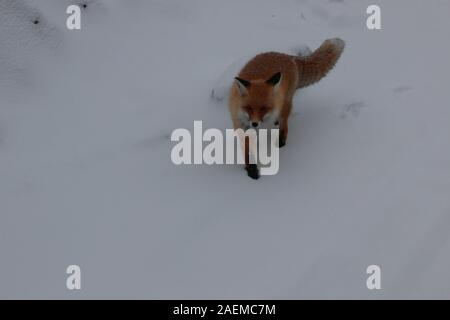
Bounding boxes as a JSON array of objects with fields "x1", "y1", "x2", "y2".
[{"x1": 295, "y1": 38, "x2": 345, "y2": 89}]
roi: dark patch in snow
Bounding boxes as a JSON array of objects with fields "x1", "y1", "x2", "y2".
[
  {"x1": 0, "y1": 0, "x2": 62, "y2": 53},
  {"x1": 70, "y1": 0, "x2": 108, "y2": 15},
  {"x1": 77, "y1": 0, "x2": 98, "y2": 9},
  {"x1": 0, "y1": 0, "x2": 63, "y2": 87}
]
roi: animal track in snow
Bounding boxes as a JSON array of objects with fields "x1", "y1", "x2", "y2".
[{"x1": 340, "y1": 101, "x2": 365, "y2": 118}]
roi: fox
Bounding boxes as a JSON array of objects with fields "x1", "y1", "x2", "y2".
[{"x1": 229, "y1": 38, "x2": 345, "y2": 179}]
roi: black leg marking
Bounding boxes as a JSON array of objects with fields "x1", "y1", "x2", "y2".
[
  {"x1": 245, "y1": 164, "x2": 260, "y2": 180},
  {"x1": 279, "y1": 135, "x2": 286, "y2": 148}
]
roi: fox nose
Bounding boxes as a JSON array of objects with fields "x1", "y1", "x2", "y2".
[{"x1": 251, "y1": 122, "x2": 259, "y2": 128}]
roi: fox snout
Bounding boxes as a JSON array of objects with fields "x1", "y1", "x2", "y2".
[
  {"x1": 238, "y1": 108, "x2": 279, "y2": 129},
  {"x1": 245, "y1": 111, "x2": 265, "y2": 128},
  {"x1": 250, "y1": 121, "x2": 259, "y2": 128},
  {"x1": 237, "y1": 109, "x2": 259, "y2": 128}
]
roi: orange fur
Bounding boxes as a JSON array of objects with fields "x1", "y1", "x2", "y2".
[{"x1": 228, "y1": 38, "x2": 345, "y2": 179}]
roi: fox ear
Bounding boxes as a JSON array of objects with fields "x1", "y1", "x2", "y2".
[
  {"x1": 235, "y1": 77, "x2": 250, "y2": 96},
  {"x1": 266, "y1": 72, "x2": 282, "y2": 86}
]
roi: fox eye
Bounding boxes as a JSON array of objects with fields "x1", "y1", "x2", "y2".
[{"x1": 243, "y1": 105, "x2": 252, "y2": 113}]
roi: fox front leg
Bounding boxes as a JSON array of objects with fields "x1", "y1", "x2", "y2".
[
  {"x1": 233, "y1": 119, "x2": 260, "y2": 180},
  {"x1": 273, "y1": 119, "x2": 285, "y2": 147},
  {"x1": 244, "y1": 134, "x2": 260, "y2": 180},
  {"x1": 278, "y1": 100, "x2": 292, "y2": 148},
  {"x1": 279, "y1": 120, "x2": 288, "y2": 148},
  {"x1": 274, "y1": 116, "x2": 289, "y2": 148},
  {"x1": 245, "y1": 163, "x2": 259, "y2": 180}
]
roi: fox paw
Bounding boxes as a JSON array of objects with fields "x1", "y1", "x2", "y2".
[
  {"x1": 278, "y1": 136, "x2": 286, "y2": 148},
  {"x1": 245, "y1": 164, "x2": 260, "y2": 180}
]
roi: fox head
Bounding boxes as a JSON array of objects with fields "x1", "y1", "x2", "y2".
[
  {"x1": 234, "y1": 72, "x2": 283, "y2": 129},
  {"x1": 231, "y1": 38, "x2": 345, "y2": 130}
]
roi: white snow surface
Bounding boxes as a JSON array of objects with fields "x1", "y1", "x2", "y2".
[{"x1": 1, "y1": 0, "x2": 450, "y2": 299}]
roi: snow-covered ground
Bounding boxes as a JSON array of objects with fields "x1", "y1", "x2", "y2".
[{"x1": 1, "y1": 0, "x2": 450, "y2": 299}]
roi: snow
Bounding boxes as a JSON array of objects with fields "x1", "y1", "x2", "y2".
[{"x1": 1, "y1": 0, "x2": 450, "y2": 299}]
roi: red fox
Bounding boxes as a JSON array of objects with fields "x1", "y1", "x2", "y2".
[{"x1": 229, "y1": 38, "x2": 345, "y2": 179}]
